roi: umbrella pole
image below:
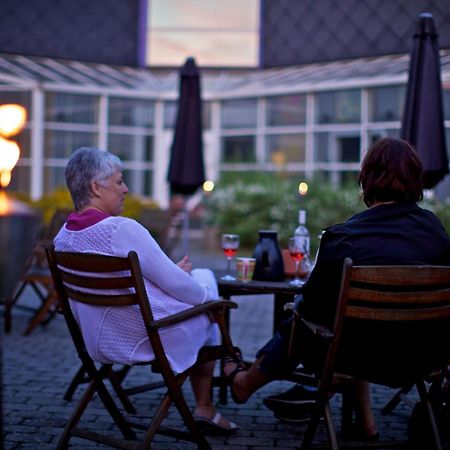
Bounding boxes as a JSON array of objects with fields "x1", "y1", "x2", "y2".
[{"x1": 182, "y1": 201, "x2": 189, "y2": 256}]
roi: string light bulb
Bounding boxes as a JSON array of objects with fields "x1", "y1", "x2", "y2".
[{"x1": 298, "y1": 181, "x2": 308, "y2": 196}]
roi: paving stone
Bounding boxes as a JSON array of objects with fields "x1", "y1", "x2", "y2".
[{"x1": 2, "y1": 248, "x2": 418, "y2": 449}]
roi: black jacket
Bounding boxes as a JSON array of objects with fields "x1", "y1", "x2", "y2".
[{"x1": 299, "y1": 201, "x2": 450, "y2": 327}]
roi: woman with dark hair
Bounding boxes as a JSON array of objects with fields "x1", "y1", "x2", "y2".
[{"x1": 224, "y1": 137, "x2": 450, "y2": 439}]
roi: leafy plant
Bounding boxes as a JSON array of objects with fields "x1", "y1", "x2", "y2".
[
  {"x1": 13, "y1": 186, "x2": 160, "y2": 225},
  {"x1": 205, "y1": 174, "x2": 450, "y2": 254}
]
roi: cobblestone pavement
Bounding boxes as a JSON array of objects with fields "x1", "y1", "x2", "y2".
[{"x1": 3, "y1": 249, "x2": 418, "y2": 449}]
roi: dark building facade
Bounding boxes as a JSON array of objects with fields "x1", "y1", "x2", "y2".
[
  {"x1": 261, "y1": 0, "x2": 450, "y2": 67},
  {"x1": 0, "y1": 0, "x2": 143, "y2": 66},
  {"x1": 1, "y1": 0, "x2": 450, "y2": 68}
]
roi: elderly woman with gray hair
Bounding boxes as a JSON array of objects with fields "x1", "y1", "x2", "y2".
[{"x1": 54, "y1": 146, "x2": 238, "y2": 434}]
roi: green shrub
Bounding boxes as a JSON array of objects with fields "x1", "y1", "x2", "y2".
[
  {"x1": 205, "y1": 175, "x2": 450, "y2": 254},
  {"x1": 14, "y1": 187, "x2": 160, "y2": 225}
]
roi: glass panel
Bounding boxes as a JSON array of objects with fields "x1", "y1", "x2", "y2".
[
  {"x1": 202, "y1": 101, "x2": 212, "y2": 130},
  {"x1": 443, "y1": 89, "x2": 450, "y2": 121},
  {"x1": 221, "y1": 99, "x2": 257, "y2": 129},
  {"x1": 0, "y1": 91, "x2": 32, "y2": 119},
  {"x1": 314, "y1": 132, "x2": 361, "y2": 162},
  {"x1": 368, "y1": 129, "x2": 401, "y2": 145},
  {"x1": 222, "y1": 136, "x2": 255, "y2": 162},
  {"x1": 45, "y1": 93, "x2": 98, "y2": 124},
  {"x1": 164, "y1": 101, "x2": 177, "y2": 129},
  {"x1": 340, "y1": 137, "x2": 360, "y2": 162},
  {"x1": 123, "y1": 169, "x2": 153, "y2": 197},
  {"x1": 44, "y1": 166, "x2": 66, "y2": 192},
  {"x1": 446, "y1": 128, "x2": 450, "y2": 161},
  {"x1": 14, "y1": 129, "x2": 31, "y2": 158},
  {"x1": 108, "y1": 134, "x2": 153, "y2": 163},
  {"x1": 315, "y1": 132, "x2": 330, "y2": 162},
  {"x1": 44, "y1": 130, "x2": 97, "y2": 159},
  {"x1": 109, "y1": 97, "x2": 154, "y2": 127},
  {"x1": 8, "y1": 165, "x2": 30, "y2": 194},
  {"x1": 266, "y1": 95, "x2": 306, "y2": 126},
  {"x1": 369, "y1": 85, "x2": 405, "y2": 122},
  {"x1": 315, "y1": 90, "x2": 361, "y2": 124},
  {"x1": 266, "y1": 134, "x2": 306, "y2": 163}
]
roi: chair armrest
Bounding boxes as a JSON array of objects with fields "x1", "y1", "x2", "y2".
[
  {"x1": 300, "y1": 318, "x2": 334, "y2": 340},
  {"x1": 151, "y1": 299, "x2": 238, "y2": 328}
]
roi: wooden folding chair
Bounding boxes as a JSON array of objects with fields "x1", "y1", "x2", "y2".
[
  {"x1": 4, "y1": 208, "x2": 70, "y2": 334},
  {"x1": 46, "y1": 245, "x2": 238, "y2": 449},
  {"x1": 298, "y1": 258, "x2": 450, "y2": 450}
]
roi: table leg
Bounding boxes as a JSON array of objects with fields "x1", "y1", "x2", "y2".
[{"x1": 218, "y1": 298, "x2": 231, "y2": 405}]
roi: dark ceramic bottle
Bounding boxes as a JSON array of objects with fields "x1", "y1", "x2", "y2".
[{"x1": 252, "y1": 230, "x2": 285, "y2": 281}]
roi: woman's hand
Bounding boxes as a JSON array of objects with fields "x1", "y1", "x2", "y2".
[{"x1": 177, "y1": 255, "x2": 192, "y2": 273}]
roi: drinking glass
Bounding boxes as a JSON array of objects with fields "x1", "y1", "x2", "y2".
[
  {"x1": 288, "y1": 236, "x2": 307, "y2": 286},
  {"x1": 221, "y1": 234, "x2": 239, "y2": 281}
]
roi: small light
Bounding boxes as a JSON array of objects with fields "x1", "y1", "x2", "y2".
[
  {"x1": 298, "y1": 182, "x2": 308, "y2": 196},
  {"x1": 0, "y1": 104, "x2": 27, "y2": 137},
  {"x1": 203, "y1": 180, "x2": 215, "y2": 193}
]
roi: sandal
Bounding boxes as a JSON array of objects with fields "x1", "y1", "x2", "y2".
[
  {"x1": 194, "y1": 411, "x2": 239, "y2": 435},
  {"x1": 224, "y1": 348, "x2": 250, "y2": 404}
]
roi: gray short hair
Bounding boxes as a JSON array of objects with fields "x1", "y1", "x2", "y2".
[{"x1": 65, "y1": 147, "x2": 123, "y2": 211}]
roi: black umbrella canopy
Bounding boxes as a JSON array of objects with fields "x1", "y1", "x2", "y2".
[
  {"x1": 401, "y1": 12, "x2": 449, "y2": 189},
  {"x1": 167, "y1": 57, "x2": 205, "y2": 196}
]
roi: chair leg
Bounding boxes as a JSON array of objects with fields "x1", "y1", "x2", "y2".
[
  {"x1": 340, "y1": 388, "x2": 354, "y2": 437},
  {"x1": 140, "y1": 371, "x2": 211, "y2": 450},
  {"x1": 416, "y1": 380, "x2": 443, "y2": 450},
  {"x1": 301, "y1": 390, "x2": 335, "y2": 450},
  {"x1": 3, "y1": 281, "x2": 28, "y2": 333},
  {"x1": 323, "y1": 399, "x2": 339, "y2": 450},
  {"x1": 22, "y1": 294, "x2": 58, "y2": 335},
  {"x1": 382, "y1": 383, "x2": 415, "y2": 415},
  {"x1": 64, "y1": 365, "x2": 89, "y2": 401},
  {"x1": 107, "y1": 366, "x2": 137, "y2": 414}
]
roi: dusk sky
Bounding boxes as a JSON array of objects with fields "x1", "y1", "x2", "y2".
[{"x1": 147, "y1": 0, "x2": 260, "y2": 67}]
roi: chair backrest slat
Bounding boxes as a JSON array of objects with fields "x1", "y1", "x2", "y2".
[
  {"x1": 348, "y1": 287, "x2": 450, "y2": 306},
  {"x1": 59, "y1": 270, "x2": 135, "y2": 291},
  {"x1": 55, "y1": 251, "x2": 131, "y2": 272},
  {"x1": 64, "y1": 286, "x2": 137, "y2": 306},
  {"x1": 351, "y1": 265, "x2": 450, "y2": 286},
  {"x1": 346, "y1": 304, "x2": 450, "y2": 321},
  {"x1": 342, "y1": 264, "x2": 450, "y2": 322}
]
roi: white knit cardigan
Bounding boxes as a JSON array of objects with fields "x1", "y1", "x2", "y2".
[{"x1": 54, "y1": 216, "x2": 219, "y2": 373}]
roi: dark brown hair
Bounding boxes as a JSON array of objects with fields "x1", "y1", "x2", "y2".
[{"x1": 359, "y1": 137, "x2": 423, "y2": 207}]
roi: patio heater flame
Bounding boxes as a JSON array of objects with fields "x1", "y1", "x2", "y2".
[
  {"x1": 0, "y1": 103, "x2": 39, "y2": 300},
  {"x1": 0, "y1": 104, "x2": 26, "y2": 189}
]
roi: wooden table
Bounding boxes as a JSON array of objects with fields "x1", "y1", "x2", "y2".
[
  {"x1": 215, "y1": 276, "x2": 304, "y2": 403},
  {"x1": 218, "y1": 277, "x2": 304, "y2": 332}
]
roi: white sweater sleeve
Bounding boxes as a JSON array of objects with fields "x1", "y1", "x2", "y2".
[{"x1": 111, "y1": 219, "x2": 215, "y2": 305}]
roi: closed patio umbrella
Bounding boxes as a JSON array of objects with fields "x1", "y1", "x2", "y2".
[
  {"x1": 401, "y1": 12, "x2": 449, "y2": 189},
  {"x1": 167, "y1": 57, "x2": 205, "y2": 255}
]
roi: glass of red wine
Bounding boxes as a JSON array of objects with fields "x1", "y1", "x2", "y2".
[
  {"x1": 288, "y1": 236, "x2": 306, "y2": 286},
  {"x1": 221, "y1": 234, "x2": 239, "y2": 281}
]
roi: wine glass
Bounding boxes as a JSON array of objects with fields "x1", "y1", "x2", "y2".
[
  {"x1": 288, "y1": 236, "x2": 307, "y2": 286},
  {"x1": 220, "y1": 234, "x2": 239, "y2": 281}
]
